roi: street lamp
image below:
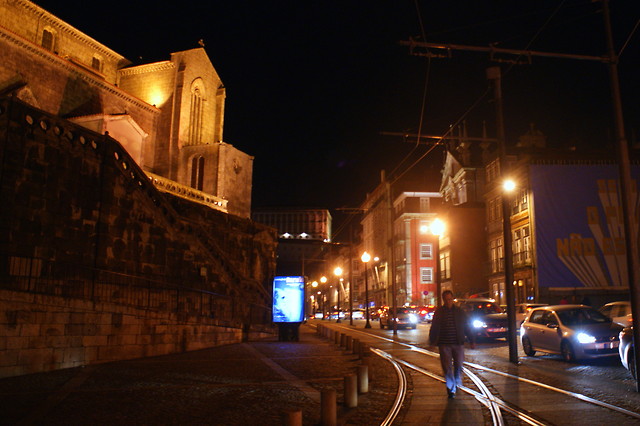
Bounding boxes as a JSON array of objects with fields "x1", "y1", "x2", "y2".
[
  {"x1": 361, "y1": 251, "x2": 372, "y2": 328},
  {"x1": 334, "y1": 266, "x2": 343, "y2": 323},
  {"x1": 320, "y1": 276, "x2": 327, "y2": 319},
  {"x1": 503, "y1": 178, "x2": 516, "y2": 192}
]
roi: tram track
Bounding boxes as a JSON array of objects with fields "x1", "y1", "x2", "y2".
[{"x1": 323, "y1": 322, "x2": 640, "y2": 425}]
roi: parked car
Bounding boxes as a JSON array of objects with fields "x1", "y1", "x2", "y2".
[
  {"x1": 455, "y1": 298, "x2": 508, "y2": 340},
  {"x1": 379, "y1": 307, "x2": 419, "y2": 329},
  {"x1": 599, "y1": 301, "x2": 632, "y2": 327},
  {"x1": 516, "y1": 303, "x2": 548, "y2": 326},
  {"x1": 521, "y1": 305, "x2": 622, "y2": 362},
  {"x1": 417, "y1": 305, "x2": 436, "y2": 322},
  {"x1": 619, "y1": 326, "x2": 635, "y2": 378}
]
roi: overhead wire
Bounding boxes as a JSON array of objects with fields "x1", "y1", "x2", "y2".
[
  {"x1": 618, "y1": 18, "x2": 640, "y2": 58},
  {"x1": 391, "y1": 0, "x2": 567, "y2": 186},
  {"x1": 388, "y1": 0, "x2": 432, "y2": 179},
  {"x1": 335, "y1": 0, "x2": 571, "y2": 239}
]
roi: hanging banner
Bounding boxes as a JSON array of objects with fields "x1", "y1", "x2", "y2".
[
  {"x1": 272, "y1": 276, "x2": 305, "y2": 323},
  {"x1": 530, "y1": 164, "x2": 639, "y2": 288}
]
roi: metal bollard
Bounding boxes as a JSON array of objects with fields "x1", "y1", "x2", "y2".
[
  {"x1": 352, "y1": 338, "x2": 359, "y2": 355},
  {"x1": 283, "y1": 409, "x2": 302, "y2": 426},
  {"x1": 340, "y1": 333, "x2": 346, "y2": 348},
  {"x1": 346, "y1": 335, "x2": 353, "y2": 351},
  {"x1": 357, "y1": 365, "x2": 369, "y2": 394},
  {"x1": 344, "y1": 374, "x2": 358, "y2": 408},
  {"x1": 321, "y1": 388, "x2": 337, "y2": 426},
  {"x1": 334, "y1": 330, "x2": 340, "y2": 345}
]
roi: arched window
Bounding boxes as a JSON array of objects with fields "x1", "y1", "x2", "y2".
[
  {"x1": 189, "y1": 79, "x2": 205, "y2": 145},
  {"x1": 190, "y1": 156, "x2": 205, "y2": 190},
  {"x1": 42, "y1": 28, "x2": 55, "y2": 51}
]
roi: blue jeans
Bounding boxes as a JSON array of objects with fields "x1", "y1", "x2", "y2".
[{"x1": 439, "y1": 344, "x2": 465, "y2": 393}]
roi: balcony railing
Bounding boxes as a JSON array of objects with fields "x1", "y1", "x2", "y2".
[{"x1": 147, "y1": 172, "x2": 228, "y2": 213}]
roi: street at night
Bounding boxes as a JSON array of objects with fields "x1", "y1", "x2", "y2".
[{"x1": 2, "y1": 1, "x2": 640, "y2": 424}]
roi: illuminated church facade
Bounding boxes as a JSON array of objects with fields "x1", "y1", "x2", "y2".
[{"x1": 0, "y1": 0, "x2": 253, "y2": 218}]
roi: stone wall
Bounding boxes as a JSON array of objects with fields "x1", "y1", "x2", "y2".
[
  {"x1": 0, "y1": 289, "x2": 251, "y2": 378},
  {"x1": 0, "y1": 97, "x2": 277, "y2": 378}
]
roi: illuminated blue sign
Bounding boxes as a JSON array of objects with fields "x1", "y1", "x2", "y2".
[{"x1": 272, "y1": 276, "x2": 305, "y2": 323}]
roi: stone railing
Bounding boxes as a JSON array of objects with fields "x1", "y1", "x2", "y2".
[{"x1": 147, "y1": 172, "x2": 228, "y2": 213}]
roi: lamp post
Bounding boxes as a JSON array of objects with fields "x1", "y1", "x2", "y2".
[
  {"x1": 502, "y1": 178, "x2": 518, "y2": 365},
  {"x1": 361, "y1": 252, "x2": 372, "y2": 328},
  {"x1": 311, "y1": 281, "x2": 318, "y2": 317},
  {"x1": 320, "y1": 276, "x2": 327, "y2": 319},
  {"x1": 334, "y1": 267, "x2": 343, "y2": 323},
  {"x1": 431, "y1": 219, "x2": 445, "y2": 306}
]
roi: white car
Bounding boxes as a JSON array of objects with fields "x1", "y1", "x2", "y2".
[
  {"x1": 516, "y1": 303, "x2": 548, "y2": 326},
  {"x1": 521, "y1": 305, "x2": 622, "y2": 362},
  {"x1": 599, "y1": 301, "x2": 632, "y2": 327}
]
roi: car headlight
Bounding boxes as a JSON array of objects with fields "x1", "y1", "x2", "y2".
[
  {"x1": 409, "y1": 314, "x2": 418, "y2": 323},
  {"x1": 577, "y1": 332, "x2": 596, "y2": 344},
  {"x1": 472, "y1": 319, "x2": 486, "y2": 328}
]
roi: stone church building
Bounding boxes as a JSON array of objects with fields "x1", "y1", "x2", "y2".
[
  {"x1": 0, "y1": 0, "x2": 277, "y2": 377},
  {"x1": 0, "y1": 0, "x2": 252, "y2": 218}
]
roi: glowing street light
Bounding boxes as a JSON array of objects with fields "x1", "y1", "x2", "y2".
[
  {"x1": 503, "y1": 178, "x2": 516, "y2": 192},
  {"x1": 361, "y1": 251, "x2": 372, "y2": 329}
]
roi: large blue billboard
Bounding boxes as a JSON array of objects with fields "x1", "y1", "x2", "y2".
[
  {"x1": 530, "y1": 164, "x2": 639, "y2": 288},
  {"x1": 272, "y1": 276, "x2": 305, "y2": 323}
]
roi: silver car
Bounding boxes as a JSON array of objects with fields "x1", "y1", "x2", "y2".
[{"x1": 520, "y1": 305, "x2": 622, "y2": 362}]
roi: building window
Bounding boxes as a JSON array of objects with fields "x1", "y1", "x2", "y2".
[
  {"x1": 419, "y1": 198, "x2": 429, "y2": 212},
  {"x1": 420, "y1": 243, "x2": 433, "y2": 259},
  {"x1": 486, "y1": 160, "x2": 500, "y2": 183},
  {"x1": 513, "y1": 226, "x2": 531, "y2": 264},
  {"x1": 420, "y1": 267, "x2": 433, "y2": 284},
  {"x1": 42, "y1": 28, "x2": 55, "y2": 51},
  {"x1": 189, "y1": 80, "x2": 205, "y2": 145},
  {"x1": 490, "y1": 237, "x2": 503, "y2": 273},
  {"x1": 190, "y1": 156, "x2": 205, "y2": 190},
  {"x1": 440, "y1": 251, "x2": 450, "y2": 280}
]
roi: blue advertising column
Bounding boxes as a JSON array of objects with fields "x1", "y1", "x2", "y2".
[{"x1": 272, "y1": 276, "x2": 305, "y2": 341}]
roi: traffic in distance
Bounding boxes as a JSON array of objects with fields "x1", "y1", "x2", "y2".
[{"x1": 312, "y1": 297, "x2": 635, "y2": 378}]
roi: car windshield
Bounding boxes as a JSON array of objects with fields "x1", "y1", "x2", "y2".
[
  {"x1": 462, "y1": 302, "x2": 503, "y2": 314},
  {"x1": 557, "y1": 308, "x2": 611, "y2": 326}
]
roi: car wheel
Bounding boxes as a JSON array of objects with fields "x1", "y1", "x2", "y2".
[
  {"x1": 412, "y1": 325, "x2": 417, "y2": 329},
  {"x1": 561, "y1": 340, "x2": 576, "y2": 362},
  {"x1": 522, "y1": 336, "x2": 536, "y2": 357},
  {"x1": 629, "y1": 349, "x2": 636, "y2": 379}
]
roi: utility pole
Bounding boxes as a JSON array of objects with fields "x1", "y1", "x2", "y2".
[
  {"x1": 402, "y1": 0, "x2": 640, "y2": 376},
  {"x1": 601, "y1": 0, "x2": 640, "y2": 392},
  {"x1": 386, "y1": 177, "x2": 398, "y2": 337},
  {"x1": 487, "y1": 66, "x2": 518, "y2": 365}
]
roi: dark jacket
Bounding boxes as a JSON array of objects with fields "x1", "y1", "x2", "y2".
[{"x1": 429, "y1": 305, "x2": 474, "y2": 345}]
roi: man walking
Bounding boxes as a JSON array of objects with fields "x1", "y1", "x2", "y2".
[{"x1": 429, "y1": 290, "x2": 475, "y2": 398}]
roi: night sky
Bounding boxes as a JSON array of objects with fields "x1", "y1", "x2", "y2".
[{"x1": 34, "y1": 1, "x2": 640, "y2": 215}]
